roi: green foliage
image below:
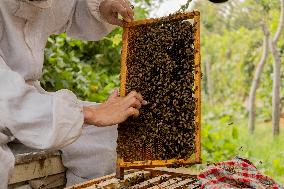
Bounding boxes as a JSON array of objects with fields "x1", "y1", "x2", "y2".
[
  {"x1": 200, "y1": 101, "x2": 244, "y2": 164},
  {"x1": 41, "y1": 30, "x2": 121, "y2": 102},
  {"x1": 198, "y1": 0, "x2": 284, "y2": 120},
  {"x1": 202, "y1": 118, "x2": 239, "y2": 162},
  {"x1": 202, "y1": 28, "x2": 262, "y2": 102}
]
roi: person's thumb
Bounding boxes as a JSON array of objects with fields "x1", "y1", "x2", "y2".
[{"x1": 108, "y1": 88, "x2": 119, "y2": 101}]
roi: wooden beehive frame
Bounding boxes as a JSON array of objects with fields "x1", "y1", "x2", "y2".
[{"x1": 118, "y1": 11, "x2": 201, "y2": 177}]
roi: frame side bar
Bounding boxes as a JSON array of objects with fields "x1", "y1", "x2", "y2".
[
  {"x1": 117, "y1": 26, "x2": 130, "y2": 179},
  {"x1": 120, "y1": 27, "x2": 129, "y2": 97},
  {"x1": 193, "y1": 12, "x2": 201, "y2": 163}
]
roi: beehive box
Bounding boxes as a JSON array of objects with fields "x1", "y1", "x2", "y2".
[
  {"x1": 117, "y1": 11, "x2": 201, "y2": 176},
  {"x1": 67, "y1": 169, "x2": 200, "y2": 189}
]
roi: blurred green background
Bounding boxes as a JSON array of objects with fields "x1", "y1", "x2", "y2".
[{"x1": 41, "y1": 0, "x2": 284, "y2": 183}]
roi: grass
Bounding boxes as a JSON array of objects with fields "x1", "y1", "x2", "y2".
[{"x1": 236, "y1": 121, "x2": 284, "y2": 184}]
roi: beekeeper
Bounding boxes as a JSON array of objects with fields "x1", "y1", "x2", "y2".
[{"x1": 0, "y1": 0, "x2": 147, "y2": 188}]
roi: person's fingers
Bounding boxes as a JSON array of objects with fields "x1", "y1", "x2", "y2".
[
  {"x1": 114, "y1": 88, "x2": 119, "y2": 95},
  {"x1": 136, "y1": 93, "x2": 143, "y2": 102},
  {"x1": 112, "y1": 2, "x2": 132, "y2": 22},
  {"x1": 121, "y1": 0, "x2": 134, "y2": 20},
  {"x1": 108, "y1": 88, "x2": 119, "y2": 100},
  {"x1": 107, "y1": 89, "x2": 119, "y2": 103},
  {"x1": 127, "y1": 107, "x2": 140, "y2": 117},
  {"x1": 127, "y1": 91, "x2": 143, "y2": 102},
  {"x1": 122, "y1": 0, "x2": 132, "y2": 7},
  {"x1": 126, "y1": 91, "x2": 137, "y2": 99},
  {"x1": 106, "y1": 12, "x2": 124, "y2": 26},
  {"x1": 128, "y1": 97, "x2": 142, "y2": 109}
]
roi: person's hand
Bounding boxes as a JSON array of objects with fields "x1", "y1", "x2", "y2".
[
  {"x1": 83, "y1": 89, "x2": 147, "y2": 127},
  {"x1": 99, "y1": 0, "x2": 134, "y2": 26}
]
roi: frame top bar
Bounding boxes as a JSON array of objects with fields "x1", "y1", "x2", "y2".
[{"x1": 123, "y1": 11, "x2": 200, "y2": 28}]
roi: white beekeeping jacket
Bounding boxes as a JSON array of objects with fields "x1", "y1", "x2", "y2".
[{"x1": 0, "y1": 0, "x2": 114, "y2": 187}]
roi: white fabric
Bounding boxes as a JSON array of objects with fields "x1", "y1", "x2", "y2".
[
  {"x1": 0, "y1": 0, "x2": 116, "y2": 188},
  {"x1": 62, "y1": 123, "x2": 118, "y2": 186},
  {"x1": 87, "y1": 0, "x2": 107, "y2": 24},
  {"x1": 19, "y1": 0, "x2": 53, "y2": 8},
  {"x1": 0, "y1": 144, "x2": 14, "y2": 187},
  {"x1": 62, "y1": 101, "x2": 117, "y2": 186}
]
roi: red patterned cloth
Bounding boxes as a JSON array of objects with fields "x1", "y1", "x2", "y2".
[{"x1": 198, "y1": 157, "x2": 283, "y2": 189}]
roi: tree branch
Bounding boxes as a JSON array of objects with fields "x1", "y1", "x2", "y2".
[
  {"x1": 251, "y1": 23, "x2": 270, "y2": 88},
  {"x1": 273, "y1": 0, "x2": 284, "y2": 43}
]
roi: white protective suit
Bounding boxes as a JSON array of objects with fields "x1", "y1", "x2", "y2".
[{"x1": 0, "y1": 0, "x2": 117, "y2": 188}]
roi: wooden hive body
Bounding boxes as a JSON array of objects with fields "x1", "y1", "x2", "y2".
[
  {"x1": 117, "y1": 11, "x2": 201, "y2": 177},
  {"x1": 67, "y1": 169, "x2": 199, "y2": 189}
]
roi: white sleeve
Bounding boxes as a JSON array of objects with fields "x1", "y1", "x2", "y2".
[
  {"x1": 0, "y1": 57, "x2": 84, "y2": 150},
  {"x1": 56, "y1": 0, "x2": 115, "y2": 41}
]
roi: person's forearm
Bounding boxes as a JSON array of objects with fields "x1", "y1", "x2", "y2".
[
  {"x1": 83, "y1": 106, "x2": 93, "y2": 124},
  {"x1": 83, "y1": 106, "x2": 102, "y2": 126}
]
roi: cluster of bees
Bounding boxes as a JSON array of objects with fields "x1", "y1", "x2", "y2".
[{"x1": 117, "y1": 14, "x2": 197, "y2": 162}]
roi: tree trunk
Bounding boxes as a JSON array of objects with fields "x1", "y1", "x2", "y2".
[
  {"x1": 271, "y1": 0, "x2": 284, "y2": 136},
  {"x1": 271, "y1": 39, "x2": 281, "y2": 136},
  {"x1": 248, "y1": 24, "x2": 269, "y2": 134}
]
